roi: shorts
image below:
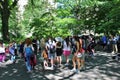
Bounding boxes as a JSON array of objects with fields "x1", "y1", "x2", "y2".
[
  {"x1": 56, "y1": 48, "x2": 63, "y2": 56},
  {"x1": 63, "y1": 50, "x2": 71, "y2": 56},
  {"x1": 48, "y1": 53, "x2": 56, "y2": 59}
]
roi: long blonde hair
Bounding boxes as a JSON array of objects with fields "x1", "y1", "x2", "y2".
[{"x1": 40, "y1": 38, "x2": 46, "y2": 48}]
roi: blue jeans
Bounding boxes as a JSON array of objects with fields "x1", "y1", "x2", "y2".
[
  {"x1": 11, "y1": 55, "x2": 15, "y2": 62},
  {"x1": 26, "y1": 55, "x2": 32, "y2": 71}
]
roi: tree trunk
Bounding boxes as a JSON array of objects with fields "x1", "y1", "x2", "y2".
[{"x1": 1, "y1": 1, "x2": 10, "y2": 41}]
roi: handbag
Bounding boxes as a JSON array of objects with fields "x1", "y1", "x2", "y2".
[
  {"x1": 77, "y1": 52, "x2": 82, "y2": 58},
  {"x1": 30, "y1": 54, "x2": 37, "y2": 66}
]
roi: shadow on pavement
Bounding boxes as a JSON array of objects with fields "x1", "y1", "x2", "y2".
[{"x1": 0, "y1": 52, "x2": 120, "y2": 80}]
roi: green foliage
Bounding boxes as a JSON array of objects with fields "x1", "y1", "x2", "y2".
[
  {"x1": 95, "y1": 0, "x2": 120, "y2": 34},
  {"x1": 1, "y1": 0, "x2": 120, "y2": 41},
  {"x1": 56, "y1": 9, "x2": 71, "y2": 18},
  {"x1": 29, "y1": 0, "x2": 120, "y2": 38},
  {"x1": 30, "y1": 14, "x2": 72, "y2": 38}
]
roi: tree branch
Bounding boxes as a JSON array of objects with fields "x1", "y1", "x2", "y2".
[{"x1": 9, "y1": 0, "x2": 18, "y2": 9}]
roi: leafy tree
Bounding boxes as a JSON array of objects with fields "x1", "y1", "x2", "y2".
[
  {"x1": 23, "y1": 0, "x2": 120, "y2": 38},
  {"x1": 0, "y1": 0, "x2": 18, "y2": 41},
  {"x1": 95, "y1": 0, "x2": 120, "y2": 35}
]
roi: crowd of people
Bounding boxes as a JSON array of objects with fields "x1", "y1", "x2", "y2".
[{"x1": 0, "y1": 34, "x2": 120, "y2": 74}]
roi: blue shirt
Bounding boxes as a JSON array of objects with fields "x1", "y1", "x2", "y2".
[
  {"x1": 9, "y1": 47, "x2": 15, "y2": 55},
  {"x1": 101, "y1": 36, "x2": 107, "y2": 44}
]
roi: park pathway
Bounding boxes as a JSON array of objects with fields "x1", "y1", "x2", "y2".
[{"x1": 0, "y1": 51, "x2": 120, "y2": 80}]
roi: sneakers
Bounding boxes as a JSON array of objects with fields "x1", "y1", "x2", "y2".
[
  {"x1": 44, "y1": 66, "x2": 54, "y2": 70},
  {"x1": 27, "y1": 70, "x2": 32, "y2": 73},
  {"x1": 65, "y1": 63, "x2": 69, "y2": 66},
  {"x1": 71, "y1": 68, "x2": 76, "y2": 72},
  {"x1": 76, "y1": 69, "x2": 80, "y2": 74},
  {"x1": 71, "y1": 68, "x2": 80, "y2": 73},
  {"x1": 50, "y1": 66, "x2": 54, "y2": 70}
]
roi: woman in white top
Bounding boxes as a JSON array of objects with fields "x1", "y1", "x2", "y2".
[
  {"x1": 46, "y1": 38, "x2": 56, "y2": 70},
  {"x1": 63, "y1": 37, "x2": 71, "y2": 66}
]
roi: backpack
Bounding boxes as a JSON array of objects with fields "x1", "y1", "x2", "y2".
[
  {"x1": 25, "y1": 46, "x2": 33, "y2": 56},
  {"x1": 49, "y1": 44, "x2": 56, "y2": 53}
]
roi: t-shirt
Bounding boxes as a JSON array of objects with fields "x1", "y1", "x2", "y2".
[
  {"x1": 101, "y1": 36, "x2": 107, "y2": 44},
  {"x1": 9, "y1": 46, "x2": 15, "y2": 55},
  {"x1": 0, "y1": 47, "x2": 5, "y2": 53},
  {"x1": 63, "y1": 41, "x2": 71, "y2": 51},
  {"x1": 46, "y1": 40, "x2": 56, "y2": 53}
]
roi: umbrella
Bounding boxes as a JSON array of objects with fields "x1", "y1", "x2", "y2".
[{"x1": 55, "y1": 37, "x2": 63, "y2": 42}]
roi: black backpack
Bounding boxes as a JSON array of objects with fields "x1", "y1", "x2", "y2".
[{"x1": 49, "y1": 44, "x2": 56, "y2": 53}]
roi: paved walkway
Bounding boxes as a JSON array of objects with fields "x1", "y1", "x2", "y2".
[{"x1": 0, "y1": 51, "x2": 120, "y2": 80}]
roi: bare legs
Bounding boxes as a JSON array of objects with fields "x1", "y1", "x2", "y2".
[
  {"x1": 57, "y1": 56, "x2": 62, "y2": 65},
  {"x1": 71, "y1": 55, "x2": 85, "y2": 72}
]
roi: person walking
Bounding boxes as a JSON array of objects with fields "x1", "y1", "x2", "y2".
[
  {"x1": 71, "y1": 36, "x2": 84, "y2": 73},
  {"x1": 24, "y1": 38, "x2": 34, "y2": 72},
  {"x1": 56, "y1": 41, "x2": 63, "y2": 67}
]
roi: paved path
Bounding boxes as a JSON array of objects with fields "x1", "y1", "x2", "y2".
[{"x1": 0, "y1": 51, "x2": 120, "y2": 80}]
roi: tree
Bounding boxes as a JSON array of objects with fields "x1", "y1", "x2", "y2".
[
  {"x1": 94, "y1": 0, "x2": 120, "y2": 35},
  {"x1": 0, "y1": 0, "x2": 18, "y2": 41}
]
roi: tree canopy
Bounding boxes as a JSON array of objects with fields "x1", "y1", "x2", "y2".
[{"x1": 0, "y1": 0, "x2": 120, "y2": 41}]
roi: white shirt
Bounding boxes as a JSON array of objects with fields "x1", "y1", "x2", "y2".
[
  {"x1": 63, "y1": 41, "x2": 71, "y2": 51},
  {"x1": 0, "y1": 47, "x2": 5, "y2": 53},
  {"x1": 14, "y1": 43, "x2": 17, "y2": 49}
]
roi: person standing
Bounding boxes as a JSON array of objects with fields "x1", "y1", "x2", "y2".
[
  {"x1": 63, "y1": 36, "x2": 71, "y2": 66},
  {"x1": 19, "y1": 41, "x2": 25, "y2": 58},
  {"x1": 117, "y1": 35, "x2": 120, "y2": 53},
  {"x1": 56, "y1": 41, "x2": 63, "y2": 67},
  {"x1": 111, "y1": 35, "x2": 118, "y2": 54},
  {"x1": 24, "y1": 38, "x2": 34, "y2": 72},
  {"x1": 46, "y1": 38, "x2": 56, "y2": 70},
  {"x1": 71, "y1": 36, "x2": 84, "y2": 73},
  {"x1": 9, "y1": 42, "x2": 16, "y2": 63},
  {"x1": 0, "y1": 41, "x2": 6, "y2": 62},
  {"x1": 40, "y1": 38, "x2": 46, "y2": 55},
  {"x1": 13, "y1": 41, "x2": 18, "y2": 56},
  {"x1": 101, "y1": 34, "x2": 107, "y2": 51},
  {"x1": 32, "y1": 38, "x2": 37, "y2": 55}
]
